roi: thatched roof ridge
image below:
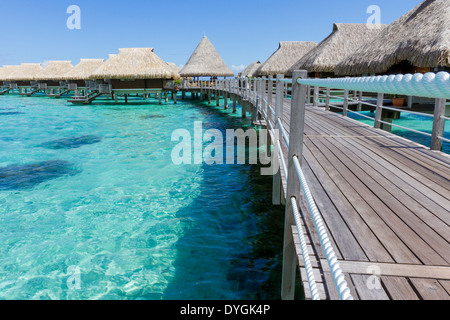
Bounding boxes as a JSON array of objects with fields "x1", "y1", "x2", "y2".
[
  {"x1": 179, "y1": 36, "x2": 234, "y2": 77},
  {"x1": 63, "y1": 59, "x2": 104, "y2": 80},
  {"x1": 241, "y1": 61, "x2": 261, "y2": 77},
  {"x1": 288, "y1": 23, "x2": 387, "y2": 75},
  {"x1": 256, "y1": 41, "x2": 318, "y2": 76},
  {"x1": 336, "y1": 0, "x2": 450, "y2": 75},
  {"x1": 34, "y1": 61, "x2": 74, "y2": 81},
  {"x1": 90, "y1": 48, "x2": 180, "y2": 80}
]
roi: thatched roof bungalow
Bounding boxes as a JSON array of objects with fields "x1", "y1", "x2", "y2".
[
  {"x1": 90, "y1": 48, "x2": 180, "y2": 91},
  {"x1": 241, "y1": 61, "x2": 261, "y2": 78},
  {"x1": 336, "y1": 0, "x2": 450, "y2": 75},
  {"x1": 287, "y1": 23, "x2": 387, "y2": 77},
  {"x1": 64, "y1": 59, "x2": 104, "y2": 82},
  {"x1": 255, "y1": 41, "x2": 317, "y2": 77},
  {"x1": 179, "y1": 36, "x2": 234, "y2": 78},
  {"x1": 0, "y1": 66, "x2": 20, "y2": 83},
  {"x1": 6, "y1": 63, "x2": 43, "y2": 86},
  {"x1": 33, "y1": 61, "x2": 74, "y2": 87}
]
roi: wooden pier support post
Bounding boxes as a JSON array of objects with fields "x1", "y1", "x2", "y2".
[
  {"x1": 241, "y1": 100, "x2": 246, "y2": 119},
  {"x1": 232, "y1": 95, "x2": 237, "y2": 113},
  {"x1": 224, "y1": 92, "x2": 228, "y2": 110},
  {"x1": 158, "y1": 92, "x2": 162, "y2": 105},
  {"x1": 273, "y1": 74, "x2": 284, "y2": 205},
  {"x1": 325, "y1": 87, "x2": 330, "y2": 111},
  {"x1": 173, "y1": 91, "x2": 177, "y2": 104},
  {"x1": 343, "y1": 89, "x2": 349, "y2": 117},
  {"x1": 282, "y1": 70, "x2": 308, "y2": 300},
  {"x1": 374, "y1": 92, "x2": 385, "y2": 129},
  {"x1": 431, "y1": 98, "x2": 447, "y2": 151},
  {"x1": 357, "y1": 91, "x2": 363, "y2": 111}
]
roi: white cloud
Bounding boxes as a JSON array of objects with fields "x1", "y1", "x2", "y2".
[{"x1": 231, "y1": 64, "x2": 246, "y2": 74}]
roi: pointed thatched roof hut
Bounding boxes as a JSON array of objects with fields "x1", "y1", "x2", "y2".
[
  {"x1": 241, "y1": 61, "x2": 261, "y2": 78},
  {"x1": 63, "y1": 59, "x2": 104, "y2": 81},
  {"x1": 90, "y1": 48, "x2": 179, "y2": 80},
  {"x1": 6, "y1": 63, "x2": 43, "y2": 81},
  {"x1": 179, "y1": 36, "x2": 234, "y2": 78},
  {"x1": 336, "y1": 0, "x2": 450, "y2": 75},
  {"x1": 287, "y1": 23, "x2": 387, "y2": 77},
  {"x1": 34, "y1": 61, "x2": 74, "y2": 81},
  {"x1": 255, "y1": 41, "x2": 317, "y2": 77}
]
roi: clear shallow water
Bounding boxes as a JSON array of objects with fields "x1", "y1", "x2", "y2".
[{"x1": 0, "y1": 94, "x2": 284, "y2": 300}]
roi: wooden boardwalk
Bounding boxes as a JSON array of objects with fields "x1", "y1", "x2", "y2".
[
  {"x1": 280, "y1": 99, "x2": 450, "y2": 300},
  {"x1": 184, "y1": 83, "x2": 450, "y2": 300}
]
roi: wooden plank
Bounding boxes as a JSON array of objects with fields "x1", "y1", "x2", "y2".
[
  {"x1": 351, "y1": 274, "x2": 390, "y2": 300},
  {"x1": 439, "y1": 280, "x2": 450, "y2": 295},
  {"x1": 410, "y1": 278, "x2": 450, "y2": 300},
  {"x1": 314, "y1": 136, "x2": 450, "y2": 264},
  {"x1": 304, "y1": 141, "x2": 418, "y2": 264},
  {"x1": 381, "y1": 276, "x2": 419, "y2": 300},
  {"x1": 332, "y1": 136, "x2": 450, "y2": 227},
  {"x1": 320, "y1": 260, "x2": 450, "y2": 280}
]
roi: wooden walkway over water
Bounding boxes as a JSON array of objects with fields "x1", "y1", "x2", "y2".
[{"x1": 183, "y1": 76, "x2": 450, "y2": 300}]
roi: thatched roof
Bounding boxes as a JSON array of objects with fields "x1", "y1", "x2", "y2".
[
  {"x1": 63, "y1": 59, "x2": 104, "y2": 80},
  {"x1": 336, "y1": 0, "x2": 450, "y2": 75},
  {"x1": 90, "y1": 48, "x2": 180, "y2": 80},
  {"x1": 287, "y1": 23, "x2": 387, "y2": 75},
  {"x1": 256, "y1": 42, "x2": 317, "y2": 76},
  {"x1": 0, "y1": 65, "x2": 20, "y2": 81},
  {"x1": 166, "y1": 62, "x2": 181, "y2": 74},
  {"x1": 241, "y1": 61, "x2": 261, "y2": 77},
  {"x1": 6, "y1": 63, "x2": 43, "y2": 81},
  {"x1": 179, "y1": 36, "x2": 234, "y2": 77},
  {"x1": 34, "y1": 61, "x2": 74, "y2": 81}
]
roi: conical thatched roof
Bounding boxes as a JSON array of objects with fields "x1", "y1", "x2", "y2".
[
  {"x1": 179, "y1": 36, "x2": 234, "y2": 77},
  {"x1": 166, "y1": 62, "x2": 181, "y2": 74},
  {"x1": 63, "y1": 59, "x2": 104, "y2": 80},
  {"x1": 90, "y1": 48, "x2": 180, "y2": 80},
  {"x1": 34, "y1": 61, "x2": 74, "y2": 81},
  {"x1": 0, "y1": 65, "x2": 20, "y2": 81},
  {"x1": 241, "y1": 61, "x2": 261, "y2": 77},
  {"x1": 256, "y1": 42, "x2": 317, "y2": 76},
  {"x1": 6, "y1": 63, "x2": 43, "y2": 81},
  {"x1": 287, "y1": 23, "x2": 387, "y2": 75},
  {"x1": 336, "y1": 0, "x2": 450, "y2": 75}
]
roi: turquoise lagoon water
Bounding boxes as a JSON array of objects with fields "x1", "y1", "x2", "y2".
[
  {"x1": 0, "y1": 94, "x2": 285, "y2": 300},
  {"x1": 344, "y1": 108, "x2": 450, "y2": 154}
]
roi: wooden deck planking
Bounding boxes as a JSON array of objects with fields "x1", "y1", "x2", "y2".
[{"x1": 279, "y1": 98, "x2": 450, "y2": 299}]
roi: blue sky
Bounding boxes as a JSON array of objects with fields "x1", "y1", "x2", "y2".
[{"x1": 0, "y1": 0, "x2": 423, "y2": 74}]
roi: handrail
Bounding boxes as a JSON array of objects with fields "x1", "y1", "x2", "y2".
[{"x1": 292, "y1": 155, "x2": 353, "y2": 300}]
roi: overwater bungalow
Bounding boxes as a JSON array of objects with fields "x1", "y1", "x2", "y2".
[
  {"x1": 335, "y1": 0, "x2": 450, "y2": 76},
  {"x1": 5, "y1": 63, "x2": 43, "y2": 95},
  {"x1": 179, "y1": 36, "x2": 234, "y2": 82},
  {"x1": 255, "y1": 41, "x2": 317, "y2": 77},
  {"x1": 57, "y1": 59, "x2": 104, "y2": 98},
  {"x1": 0, "y1": 66, "x2": 19, "y2": 94},
  {"x1": 240, "y1": 61, "x2": 261, "y2": 78},
  {"x1": 287, "y1": 23, "x2": 386, "y2": 78},
  {"x1": 30, "y1": 61, "x2": 74, "y2": 97},
  {"x1": 70, "y1": 48, "x2": 180, "y2": 104}
]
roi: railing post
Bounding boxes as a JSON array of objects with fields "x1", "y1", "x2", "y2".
[
  {"x1": 357, "y1": 91, "x2": 363, "y2": 111},
  {"x1": 313, "y1": 86, "x2": 319, "y2": 107},
  {"x1": 431, "y1": 98, "x2": 446, "y2": 151},
  {"x1": 343, "y1": 89, "x2": 349, "y2": 117},
  {"x1": 374, "y1": 92, "x2": 384, "y2": 129},
  {"x1": 325, "y1": 87, "x2": 330, "y2": 111},
  {"x1": 281, "y1": 70, "x2": 308, "y2": 300},
  {"x1": 273, "y1": 74, "x2": 284, "y2": 205}
]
